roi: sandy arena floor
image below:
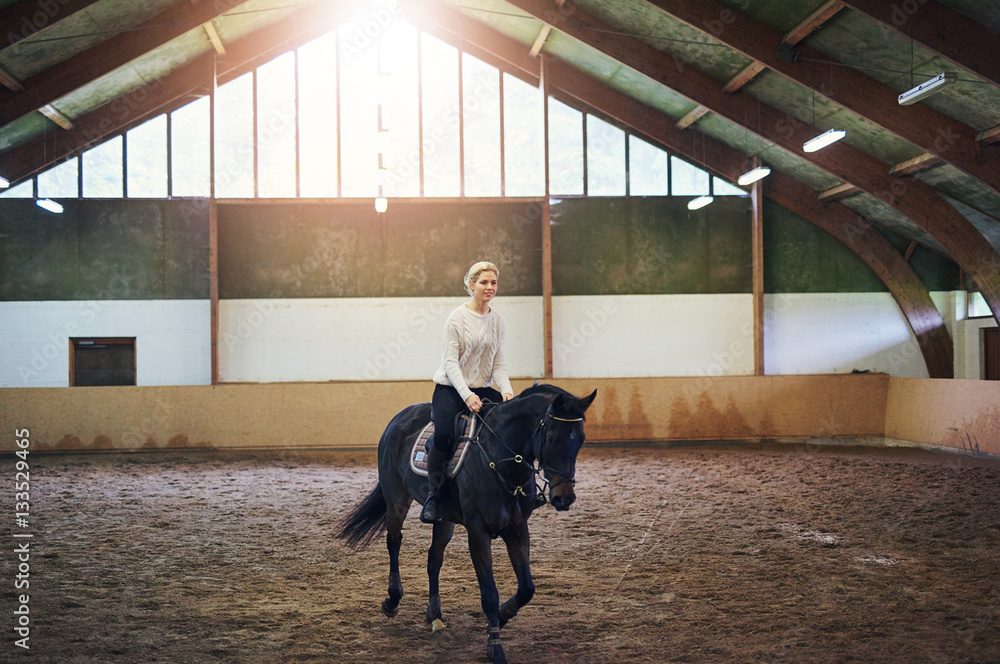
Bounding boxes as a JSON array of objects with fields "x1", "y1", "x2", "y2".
[{"x1": 6, "y1": 443, "x2": 1000, "y2": 663}]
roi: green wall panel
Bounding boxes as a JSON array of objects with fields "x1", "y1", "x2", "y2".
[
  {"x1": 551, "y1": 197, "x2": 752, "y2": 295},
  {"x1": 217, "y1": 201, "x2": 542, "y2": 299},
  {"x1": 0, "y1": 199, "x2": 209, "y2": 301},
  {"x1": 762, "y1": 200, "x2": 960, "y2": 293}
]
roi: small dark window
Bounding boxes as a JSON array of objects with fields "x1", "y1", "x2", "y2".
[{"x1": 70, "y1": 338, "x2": 136, "y2": 386}]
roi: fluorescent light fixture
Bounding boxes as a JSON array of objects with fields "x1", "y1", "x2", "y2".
[
  {"x1": 737, "y1": 165, "x2": 771, "y2": 186},
  {"x1": 0, "y1": 175, "x2": 9, "y2": 188},
  {"x1": 803, "y1": 128, "x2": 846, "y2": 152},
  {"x1": 687, "y1": 195, "x2": 713, "y2": 210},
  {"x1": 898, "y1": 72, "x2": 958, "y2": 106},
  {"x1": 374, "y1": 196, "x2": 388, "y2": 214},
  {"x1": 36, "y1": 198, "x2": 63, "y2": 213}
]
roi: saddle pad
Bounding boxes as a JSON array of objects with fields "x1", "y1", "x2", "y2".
[{"x1": 410, "y1": 414, "x2": 477, "y2": 479}]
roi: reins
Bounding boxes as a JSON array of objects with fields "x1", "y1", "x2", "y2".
[{"x1": 466, "y1": 399, "x2": 583, "y2": 501}]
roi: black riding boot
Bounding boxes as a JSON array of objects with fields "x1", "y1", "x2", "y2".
[{"x1": 419, "y1": 445, "x2": 450, "y2": 524}]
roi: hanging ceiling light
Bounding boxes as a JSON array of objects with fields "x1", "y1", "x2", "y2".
[
  {"x1": 36, "y1": 198, "x2": 63, "y2": 213},
  {"x1": 803, "y1": 128, "x2": 846, "y2": 153},
  {"x1": 898, "y1": 73, "x2": 958, "y2": 106},
  {"x1": 687, "y1": 195, "x2": 714, "y2": 210},
  {"x1": 737, "y1": 165, "x2": 770, "y2": 186}
]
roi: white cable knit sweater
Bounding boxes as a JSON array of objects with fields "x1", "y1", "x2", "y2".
[{"x1": 432, "y1": 304, "x2": 513, "y2": 402}]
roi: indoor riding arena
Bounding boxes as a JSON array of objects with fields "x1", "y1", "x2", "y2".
[{"x1": 2, "y1": 1, "x2": 999, "y2": 663}]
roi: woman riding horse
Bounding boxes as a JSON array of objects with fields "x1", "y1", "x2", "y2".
[{"x1": 421, "y1": 260, "x2": 514, "y2": 524}]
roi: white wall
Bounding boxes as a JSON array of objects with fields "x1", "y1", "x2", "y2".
[
  {"x1": 4, "y1": 291, "x2": 985, "y2": 386},
  {"x1": 763, "y1": 292, "x2": 931, "y2": 377},
  {"x1": 219, "y1": 296, "x2": 545, "y2": 383},
  {"x1": 0, "y1": 300, "x2": 210, "y2": 387},
  {"x1": 552, "y1": 294, "x2": 755, "y2": 377}
]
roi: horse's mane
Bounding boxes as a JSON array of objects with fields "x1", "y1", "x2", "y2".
[
  {"x1": 517, "y1": 382, "x2": 573, "y2": 399},
  {"x1": 514, "y1": 382, "x2": 587, "y2": 419}
]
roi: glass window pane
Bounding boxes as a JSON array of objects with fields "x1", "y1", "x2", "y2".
[
  {"x1": 670, "y1": 155, "x2": 709, "y2": 196},
  {"x1": 628, "y1": 135, "x2": 667, "y2": 195},
  {"x1": 586, "y1": 114, "x2": 625, "y2": 196},
  {"x1": 170, "y1": 96, "x2": 210, "y2": 197},
  {"x1": 83, "y1": 136, "x2": 123, "y2": 198},
  {"x1": 127, "y1": 115, "x2": 167, "y2": 198},
  {"x1": 339, "y1": 20, "x2": 378, "y2": 197},
  {"x1": 0, "y1": 180, "x2": 33, "y2": 198},
  {"x1": 257, "y1": 52, "x2": 297, "y2": 198},
  {"x1": 379, "y1": 22, "x2": 420, "y2": 198},
  {"x1": 421, "y1": 34, "x2": 460, "y2": 197},
  {"x1": 548, "y1": 98, "x2": 583, "y2": 196},
  {"x1": 298, "y1": 32, "x2": 338, "y2": 198},
  {"x1": 713, "y1": 176, "x2": 746, "y2": 196},
  {"x1": 969, "y1": 292, "x2": 991, "y2": 318},
  {"x1": 503, "y1": 73, "x2": 543, "y2": 197},
  {"x1": 37, "y1": 158, "x2": 78, "y2": 198},
  {"x1": 214, "y1": 72, "x2": 254, "y2": 198},
  {"x1": 462, "y1": 53, "x2": 500, "y2": 197}
]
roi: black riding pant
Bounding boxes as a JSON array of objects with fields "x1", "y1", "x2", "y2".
[{"x1": 430, "y1": 383, "x2": 501, "y2": 456}]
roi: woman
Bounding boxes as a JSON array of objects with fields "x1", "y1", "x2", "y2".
[{"x1": 420, "y1": 261, "x2": 514, "y2": 524}]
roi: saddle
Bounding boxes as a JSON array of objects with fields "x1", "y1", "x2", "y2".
[{"x1": 410, "y1": 412, "x2": 478, "y2": 479}]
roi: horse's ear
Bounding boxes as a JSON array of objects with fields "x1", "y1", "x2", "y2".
[{"x1": 578, "y1": 389, "x2": 597, "y2": 412}]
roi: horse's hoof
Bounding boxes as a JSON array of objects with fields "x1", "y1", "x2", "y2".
[
  {"x1": 430, "y1": 618, "x2": 446, "y2": 634},
  {"x1": 381, "y1": 600, "x2": 399, "y2": 618},
  {"x1": 486, "y1": 643, "x2": 506, "y2": 663}
]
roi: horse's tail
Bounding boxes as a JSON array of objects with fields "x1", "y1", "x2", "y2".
[{"x1": 335, "y1": 482, "x2": 387, "y2": 549}]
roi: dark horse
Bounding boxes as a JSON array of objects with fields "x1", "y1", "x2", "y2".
[{"x1": 336, "y1": 383, "x2": 596, "y2": 664}]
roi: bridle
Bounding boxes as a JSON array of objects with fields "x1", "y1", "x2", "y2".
[{"x1": 471, "y1": 400, "x2": 583, "y2": 499}]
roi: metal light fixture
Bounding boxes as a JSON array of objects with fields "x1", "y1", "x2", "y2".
[
  {"x1": 898, "y1": 73, "x2": 958, "y2": 106},
  {"x1": 0, "y1": 175, "x2": 9, "y2": 188},
  {"x1": 36, "y1": 198, "x2": 63, "y2": 213},
  {"x1": 803, "y1": 128, "x2": 846, "y2": 153},
  {"x1": 687, "y1": 195, "x2": 713, "y2": 210},
  {"x1": 737, "y1": 165, "x2": 770, "y2": 186}
]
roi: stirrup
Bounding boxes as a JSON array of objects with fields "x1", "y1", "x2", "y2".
[{"x1": 420, "y1": 497, "x2": 443, "y2": 524}]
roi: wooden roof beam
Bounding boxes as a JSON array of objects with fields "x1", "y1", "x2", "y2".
[
  {"x1": 675, "y1": 104, "x2": 709, "y2": 129},
  {"x1": 841, "y1": 0, "x2": 1000, "y2": 90},
  {"x1": 39, "y1": 104, "x2": 73, "y2": 131},
  {"x1": 723, "y1": 61, "x2": 765, "y2": 94},
  {"x1": 782, "y1": 1, "x2": 846, "y2": 45},
  {"x1": 819, "y1": 182, "x2": 859, "y2": 202},
  {"x1": 0, "y1": 65, "x2": 22, "y2": 92},
  {"x1": 977, "y1": 125, "x2": 1000, "y2": 146},
  {"x1": 529, "y1": 24, "x2": 552, "y2": 56},
  {"x1": 0, "y1": 0, "x2": 256, "y2": 132},
  {"x1": 640, "y1": 0, "x2": 1000, "y2": 197},
  {"x1": 505, "y1": 0, "x2": 1000, "y2": 326},
  {"x1": 0, "y1": 0, "x2": 101, "y2": 51},
  {"x1": 890, "y1": 153, "x2": 943, "y2": 177},
  {"x1": 204, "y1": 20, "x2": 226, "y2": 56}
]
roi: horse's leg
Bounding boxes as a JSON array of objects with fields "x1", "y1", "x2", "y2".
[
  {"x1": 425, "y1": 520, "x2": 455, "y2": 632},
  {"x1": 382, "y1": 496, "x2": 412, "y2": 618},
  {"x1": 468, "y1": 525, "x2": 506, "y2": 664},
  {"x1": 499, "y1": 520, "x2": 534, "y2": 628}
]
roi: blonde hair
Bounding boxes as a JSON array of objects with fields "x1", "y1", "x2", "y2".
[{"x1": 464, "y1": 261, "x2": 499, "y2": 296}]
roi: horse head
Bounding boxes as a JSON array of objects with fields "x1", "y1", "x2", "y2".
[{"x1": 536, "y1": 389, "x2": 597, "y2": 511}]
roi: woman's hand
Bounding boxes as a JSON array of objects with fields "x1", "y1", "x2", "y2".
[
  {"x1": 465, "y1": 394, "x2": 483, "y2": 412},
  {"x1": 502, "y1": 392, "x2": 513, "y2": 402}
]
